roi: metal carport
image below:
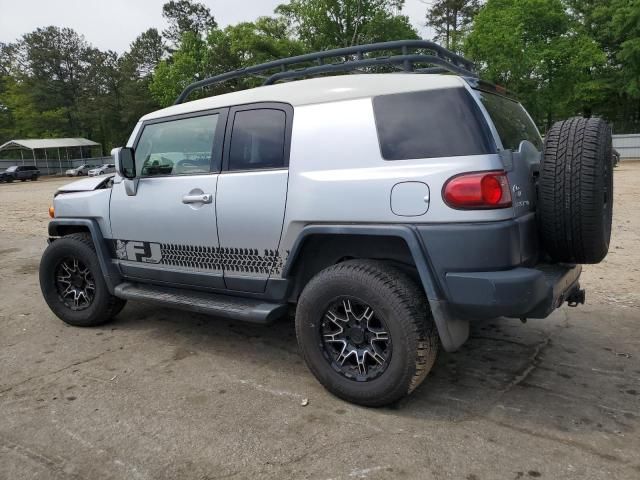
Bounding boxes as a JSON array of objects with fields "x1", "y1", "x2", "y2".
[{"x1": 0, "y1": 138, "x2": 103, "y2": 175}]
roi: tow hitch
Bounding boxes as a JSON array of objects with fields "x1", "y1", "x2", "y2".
[{"x1": 566, "y1": 288, "x2": 586, "y2": 307}]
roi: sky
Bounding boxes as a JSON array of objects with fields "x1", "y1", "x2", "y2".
[{"x1": 0, "y1": 0, "x2": 432, "y2": 53}]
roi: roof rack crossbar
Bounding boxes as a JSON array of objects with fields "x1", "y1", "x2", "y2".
[
  {"x1": 262, "y1": 54, "x2": 475, "y2": 85},
  {"x1": 174, "y1": 40, "x2": 476, "y2": 105}
]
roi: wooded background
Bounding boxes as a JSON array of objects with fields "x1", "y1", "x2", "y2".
[{"x1": 1, "y1": 0, "x2": 638, "y2": 152}]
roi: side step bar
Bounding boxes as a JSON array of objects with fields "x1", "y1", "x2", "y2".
[{"x1": 114, "y1": 282, "x2": 288, "y2": 324}]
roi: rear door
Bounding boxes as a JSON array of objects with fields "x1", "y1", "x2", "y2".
[
  {"x1": 110, "y1": 109, "x2": 228, "y2": 289},
  {"x1": 475, "y1": 90, "x2": 544, "y2": 217},
  {"x1": 215, "y1": 103, "x2": 293, "y2": 293}
]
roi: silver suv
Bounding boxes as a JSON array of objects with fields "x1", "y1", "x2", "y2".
[{"x1": 39, "y1": 41, "x2": 613, "y2": 406}]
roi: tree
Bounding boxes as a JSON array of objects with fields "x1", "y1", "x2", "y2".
[
  {"x1": 19, "y1": 27, "x2": 92, "y2": 134},
  {"x1": 207, "y1": 17, "x2": 305, "y2": 76},
  {"x1": 612, "y1": 0, "x2": 640, "y2": 98},
  {"x1": 124, "y1": 28, "x2": 165, "y2": 78},
  {"x1": 465, "y1": 0, "x2": 605, "y2": 130},
  {"x1": 542, "y1": 0, "x2": 640, "y2": 132},
  {"x1": 150, "y1": 31, "x2": 208, "y2": 106},
  {"x1": 0, "y1": 26, "x2": 160, "y2": 149},
  {"x1": 276, "y1": 0, "x2": 418, "y2": 50},
  {"x1": 162, "y1": 0, "x2": 217, "y2": 46},
  {"x1": 150, "y1": 18, "x2": 306, "y2": 107},
  {"x1": 425, "y1": 0, "x2": 480, "y2": 53}
]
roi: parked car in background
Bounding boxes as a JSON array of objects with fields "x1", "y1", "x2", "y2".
[
  {"x1": 0, "y1": 165, "x2": 40, "y2": 182},
  {"x1": 88, "y1": 164, "x2": 115, "y2": 176},
  {"x1": 65, "y1": 164, "x2": 92, "y2": 177}
]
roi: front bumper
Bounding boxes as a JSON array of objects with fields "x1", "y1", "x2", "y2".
[{"x1": 444, "y1": 263, "x2": 582, "y2": 320}]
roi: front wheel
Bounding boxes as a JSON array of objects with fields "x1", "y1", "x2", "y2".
[
  {"x1": 39, "y1": 233, "x2": 126, "y2": 327},
  {"x1": 296, "y1": 260, "x2": 439, "y2": 407}
]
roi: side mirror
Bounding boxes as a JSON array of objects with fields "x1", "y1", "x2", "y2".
[{"x1": 112, "y1": 147, "x2": 136, "y2": 179}]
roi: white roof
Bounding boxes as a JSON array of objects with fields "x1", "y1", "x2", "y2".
[
  {"x1": 0, "y1": 138, "x2": 100, "y2": 151},
  {"x1": 142, "y1": 74, "x2": 466, "y2": 121}
]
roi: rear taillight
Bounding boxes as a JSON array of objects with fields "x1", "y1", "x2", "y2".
[{"x1": 443, "y1": 171, "x2": 512, "y2": 209}]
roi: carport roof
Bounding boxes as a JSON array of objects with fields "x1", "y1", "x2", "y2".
[{"x1": 0, "y1": 138, "x2": 100, "y2": 151}]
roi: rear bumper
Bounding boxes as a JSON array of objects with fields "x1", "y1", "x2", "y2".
[
  {"x1": 414, "y1": 215, "x2": 582, "y2": 322},
  {"x1": 444, "y1": 263, "x2": 582, "y2": 320}
]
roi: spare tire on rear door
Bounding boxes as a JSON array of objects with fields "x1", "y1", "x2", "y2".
[{"x1": 538, "y1": 117, "x2": 613, "y2": 264}]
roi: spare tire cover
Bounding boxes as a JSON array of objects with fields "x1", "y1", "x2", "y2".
[{"x1": 538, "y1": 117, "x2": 613, "y2": 264}]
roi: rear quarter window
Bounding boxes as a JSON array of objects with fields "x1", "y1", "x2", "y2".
[
  {"x1": 373, "y1": 87, "x2": 496, "y2": 160},
  {"x1": 479, "y1": 92, "x2": 543, "y2": 151}
]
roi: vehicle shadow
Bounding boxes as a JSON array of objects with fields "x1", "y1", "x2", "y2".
[{"x1": 111, "y1": 302, "x2": 638, "y2": 442}]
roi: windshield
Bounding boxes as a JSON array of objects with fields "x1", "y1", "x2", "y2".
[
  {"x1": 479, "y1": 92, "x2": 543, "y2": 151},
  {"x1": 6, "y1": 166, "x2": 17, "y2": 172}
]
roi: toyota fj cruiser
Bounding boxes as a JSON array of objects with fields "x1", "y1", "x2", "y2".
[{"x1": 39, "y1": 41, "x2": 613, "y2": 406}]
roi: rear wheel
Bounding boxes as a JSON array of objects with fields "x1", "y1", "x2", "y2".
[
  {"x1": 296, "y1": 260, "x2": 438, "y2": 407},
  {"x1": 32, "y1": 175, "x2": 38, "y2": 181},
  {"x1": 539, "y1": 117, "x2": 613, "y2": 264},
  {"x1": 39, "y1": 233, "x2": 126, "y2": 327}
]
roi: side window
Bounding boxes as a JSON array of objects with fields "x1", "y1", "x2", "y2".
[
  {"x1": 134, "y1": 114, "x2": 219, "y2": 177},
  {"x1": 228, "y1": 109, "x2": 286, "y2": 170},
  {"x1": 373, "y1": 88, "x2": 496, "y2": 160},
  {"x1": 479, "y1": 92, "x2": 543, "y2": 151}
]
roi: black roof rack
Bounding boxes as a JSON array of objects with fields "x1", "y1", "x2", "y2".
[{"x1": 174, "y1": 40, "x2": 477, "y2": 105}]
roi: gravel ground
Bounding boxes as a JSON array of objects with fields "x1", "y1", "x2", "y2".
[{"x1": 0, "y1": 167, "x2": 639, "y2": 479}]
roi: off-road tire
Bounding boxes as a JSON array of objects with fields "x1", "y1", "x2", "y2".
[
  {"x1": 296, "y1": 260, "x2": 438, "y2": 407},
  {"x1": 539, "y1": 117, "x2": 613, "y2": 264},
  {"x1": 40, "y1": 233, "x2": 126, "y2": 327}
]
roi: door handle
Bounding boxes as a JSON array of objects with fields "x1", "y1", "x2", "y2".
[{"x1": 182, "y1": 193, "x2": 212, "y2": 204}]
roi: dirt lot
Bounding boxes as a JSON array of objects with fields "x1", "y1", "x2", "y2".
[{"x1": 1, "y1": 167, "x2": 639, "y2": 480}]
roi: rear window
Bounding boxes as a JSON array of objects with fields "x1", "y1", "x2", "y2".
[
  {"x1": 479, "y1": 92, "x2": 543, "y2": 151},
  {"x1": 372, "y1": 88, "x2": 495, "y2": 160}
]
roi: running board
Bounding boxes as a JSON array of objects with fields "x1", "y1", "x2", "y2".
[{"x1": 114, "y1": 282, "x2": 287, "y2": 324}]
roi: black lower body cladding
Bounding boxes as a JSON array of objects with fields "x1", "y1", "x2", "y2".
[{"x1": 539, "y1": 117, "x2": 613, "y2": 264}]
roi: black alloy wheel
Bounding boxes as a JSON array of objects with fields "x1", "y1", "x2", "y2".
[
  {"x1": 320, "y1": 297, "x2": 392, "y2": 382},
  {"x1": 54, "y1": 257, "x2": 95, "y2": 310}
]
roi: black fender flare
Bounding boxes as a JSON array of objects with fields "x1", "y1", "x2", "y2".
[
  {"x1": 282, "y1": 224, "x2": 469, "y2": 352},
  {"x1": 48, "y1": 219, "x2": 121, "y2": 294}
]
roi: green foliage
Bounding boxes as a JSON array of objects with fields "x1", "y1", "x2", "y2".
[
  {"x1": 2, "y1": 0, "x2": 640, "y2": 147},
  {"x1": 150, "y1": 17, "x2": 306, "y2": 107},
  {"x1": 275, "y1": 0, "x2": 417, "y2": 50},
  {"x1": 426, "y1": 0, "x2": 480, "y2": 53},
  {"x1": 162, "y1": 0, "x2": 217, "y2": 47},
  {"x1": 0, "y1": 25, "x2": 161, "y2": 149},
  {"x1": 465, "y1": 0, "x2": 606, "y2": 130},
  {"x1": 612, "y1": 0, "x2": 640, "y2": 97},
  {"x1": 150, "y1": 31, "x2": 209, "y2": 107}
]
